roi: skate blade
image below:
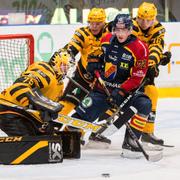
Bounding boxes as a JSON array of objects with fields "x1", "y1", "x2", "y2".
[
  {"x1": 82, "y1": 140, "x2": 110, "y2": 149},
  {"x1": 142, "y1": 142, "x2": 163, "y2": 151}
]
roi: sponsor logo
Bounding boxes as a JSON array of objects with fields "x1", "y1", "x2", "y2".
[
  {"x1": 0, "y1": 136, "x2": 22, "y2": 142},
  {"x1": 49, "y1": 142, "x2": 63, "y2": 162},
  {"x1": 136, "y1": 60, "x2": 146, "y2": 69},
  {"x1": 108, "y1": 55, "x2": 117, "y2": 61},
  {"x1": 122, "y1": 53, "x2": 132, "y2": 61},
  {"x1": 133, "y1": 70, "x2": 145, "y2": 77},
  {"x1": 72, "y1": 87, "x2": 81, "y2": 95},
  {"x1": 82, "y1": 97, "x2": 92, "y2": 108},
  {"x1": 57, "y1": 115, "x2": 101, "y2": 132},
  {"x1": 120, "y1": 62, "x2": 129, "y2": 69},
  {"x1": 104, "y1": 81, "x2": 121, "y2": 88}
]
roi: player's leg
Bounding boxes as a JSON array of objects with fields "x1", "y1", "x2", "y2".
[
  {"x1": 60, "y1": 70, "x2": 112, "y2": 144},
  {"x1": 0, "y1": 104, "x2": 81, "y2": 162},
  {"x1": 71, "y1": 91, "x2": 111, "y2": 144},
  {"x1": 142, "y1": 84, "x2": 164, "y2": 145},
  {"x1": 121, "y1": 95, "x2": 152, "y2": 158}
]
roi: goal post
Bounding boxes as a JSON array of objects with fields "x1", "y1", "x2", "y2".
[{"x1": 0, "y1": 34, "x2": 34, "y2": 92}]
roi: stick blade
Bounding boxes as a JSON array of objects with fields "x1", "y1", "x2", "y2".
[{"x1": 147, "y1": 151, "x2": 163, "y2": 162}]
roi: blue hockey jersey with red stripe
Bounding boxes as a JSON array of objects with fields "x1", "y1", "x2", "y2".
[{"x1": 97, "y1": 33, "x2": 149, "y2": 93}]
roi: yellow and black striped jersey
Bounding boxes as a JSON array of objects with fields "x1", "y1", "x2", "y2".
[
  {"x1": 0, "y1": 62, "x2": 64, "y2": 107},
  {"x1": 132, "y1": 19, "x2": 165, "y2": 64},
  {"x1": 67, "y1": 23, "x2": 110, "y2": 71}
]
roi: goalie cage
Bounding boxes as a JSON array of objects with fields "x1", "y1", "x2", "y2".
[{"x1": 0, "y1": 34, "x2": 34, "y2": 92}]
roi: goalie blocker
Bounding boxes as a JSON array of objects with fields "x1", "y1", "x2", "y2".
[{"x1": 0, "y1": 132, "x2": 81, "y2": 165}]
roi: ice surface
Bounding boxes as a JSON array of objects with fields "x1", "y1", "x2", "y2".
[{"x1": 0, "y1": 98, "x2": 180, "y2": 180}]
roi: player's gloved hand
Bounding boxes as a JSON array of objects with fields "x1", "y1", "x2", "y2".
[
  {"x1": 146, "y1": 59, "x2": 159, "y2": 79},
  {"x1": 86, "y1": 57, "x2": 104, "y2": 76},
  {"x1": 107, "y1": 88, "x2": 126, "y2": 107},
  {"x1": 160, "y1": 51, "x2": 172, "y2": 66}
]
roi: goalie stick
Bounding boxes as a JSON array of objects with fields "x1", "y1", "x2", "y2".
[
  {"x1": 0, "y1": 98, "x2": 102, "y2": 134},
  {"x1": 54, "y1": 114, "x2": 102, "y2": 133},
  {"x1": 94, "y1": 71, "x2": 163, "y2": 162}
]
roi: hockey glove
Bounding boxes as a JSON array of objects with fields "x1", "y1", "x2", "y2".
[
  {"x1": 107, "y1": 88, "x2": 126, "y2": 107},
  {"x1": 86, "y1": 57, "x2": 104, "y2": 76},
  {"x1": 160, "y1": 51, "x2": 172, "y2": 66},
  {"x1": 146, "y1": 59, "x2": 159, "y2": 79}
]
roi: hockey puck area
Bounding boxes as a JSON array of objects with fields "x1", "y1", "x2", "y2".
[{"x1": 101, "y1": 173, "x2": 110, "y2": 178}]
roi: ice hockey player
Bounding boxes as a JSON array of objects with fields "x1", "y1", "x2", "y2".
[
  {"x1": 0, "y1": 50, "x2": 71, "y2": 136},
  {"x1": 70, "y1": 13, "x2": 152, "y2": 157},
  {"x1": 133, "y1": 2, "x2": 171, "y2": 146},
  {"x1": 0, "y1": 50, "x2": 78, "y2": 164},
  {"x1": 55, "y1": 8, "x2": 112, "y2": 143}
]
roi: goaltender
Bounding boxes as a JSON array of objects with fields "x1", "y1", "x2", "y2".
[{"x1": 0, "y1": 50, "x2": 75, "y2": 164}]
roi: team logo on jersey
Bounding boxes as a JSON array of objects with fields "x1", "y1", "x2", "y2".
[
  {"x1": 104, "y1": 62, "x2": 117, "y2": 79},
  {"x1": 82, "y1": 97, "x2": 92, "y2": 108},
  {"x1": 136, "y1": 60, "x2": 146, "y2": 69}
]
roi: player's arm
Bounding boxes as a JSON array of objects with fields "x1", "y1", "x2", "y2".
[
  {"x1": 14, "y1": 63, "x2": 53, "y2": 106},
  {"x1": 61, "y1": 27, "x2": 87, "y2": 59},
  {"x1": 148, "y1": 24, "x2": 165, "y2": 65},
  {"x1": 121, "y1": 44, "x2": 149, "y2": 93},
  {"x1": 86, "y1": 34, "x2": 112, "y2": 76}
]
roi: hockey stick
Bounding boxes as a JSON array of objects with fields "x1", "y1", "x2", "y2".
[
  {"x1": 94, "y1": 70, "x2": 148, "y2": 135},
  {"x1": 66, "y1": 75, "x2": 89, "y2": 94},
  {"x1": 54, "y1": 114, "x2": 102, "y2": 133},
  {"x1": 94, "y1": 71, "x2": 163, "y2": 162},
  {"x1": 0, "y1": 98, "x2": 102, "y2": 134},
  {"x1": 125, "y1": 122, "x2": 163, "y2": 162}
]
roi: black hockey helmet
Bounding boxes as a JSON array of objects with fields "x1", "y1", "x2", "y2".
[{"x1": 113, "y1": 14, "x2": 133, "y2": 30}]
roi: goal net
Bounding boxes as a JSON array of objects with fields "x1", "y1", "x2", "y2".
[{"x1": 0, "y1": 34, "x2": 34, "y2": 92}]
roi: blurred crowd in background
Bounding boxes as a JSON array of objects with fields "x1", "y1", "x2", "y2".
[{"x1": 0, "y1": 0, "x2": 179, "y2": 25}]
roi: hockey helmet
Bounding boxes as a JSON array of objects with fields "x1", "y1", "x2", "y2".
[
  {"x1": 88, "y1": 8, "x2": 106, "y2": 22},
  {"x1": 113, "y1": 14, "x2": 133, "y2": 30},
  {"x1": 49, "y1": 50, "x2": 70, "y2": 80},
  {"x1": 138, "y1": 2, "x2": 157, "y2": 20}
]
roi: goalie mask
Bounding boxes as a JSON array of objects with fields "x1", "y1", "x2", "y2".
[{"x1": 49, "y1": 50, "x2": 70, "y2": 81}]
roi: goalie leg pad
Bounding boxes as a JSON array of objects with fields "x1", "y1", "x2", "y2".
[
  {"x1": 59, "y1": 131, "x2": 81, "y2": 159},
  {"x1": 0, "y1": 135, "x2": 63, "y2": 165}
]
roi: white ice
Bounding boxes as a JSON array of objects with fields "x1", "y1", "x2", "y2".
[{"x1": 0, "y1": 98, "x2": 180, "y2": 180}]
